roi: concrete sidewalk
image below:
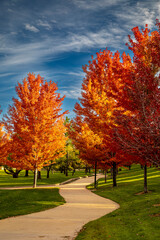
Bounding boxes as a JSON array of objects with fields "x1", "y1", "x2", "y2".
[{"x1": 0, "y1": 175, "x2": 119, "y2": 240}]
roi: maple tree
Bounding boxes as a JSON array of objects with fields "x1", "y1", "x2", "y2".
[
  {"x1": 0, "y1": 110, "x2": 9, "y2": 166},
  {"x1": 2, "y1": 73, "x2": 68, "y2": 187},
  {"x1": 0, "y1": 112, "x2": 23, "y2": 178},
  {"x1": 0, "y1": 124, "x2": 6, "y2": 164},
  {"x1": 71, "y1": 49, "x2": 129, "y2": 187},
  {"x1": 69, "y1": 114, "x2": 115, "y2": 188},
  {"x1": 107, "y1": 21, "x2": 160, "y2": 192},
  {"x1": 111, "y1": 24, "x2": 159, "y2": 159},
  {"x1": 71, "y1": 21, "x2": 160, "y2": 192}
]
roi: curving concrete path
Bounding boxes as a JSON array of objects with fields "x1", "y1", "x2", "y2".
[{"x1": 0, "y1": 175, "x2": 119, "y2": 240}]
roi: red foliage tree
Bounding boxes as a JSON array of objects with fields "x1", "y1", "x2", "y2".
[
  {"x1": 71, "y1": 21, "x2": 160, "y2": 192},
  {"x1": 108, "y1": 22, "x2": 160, "y2": 192}
]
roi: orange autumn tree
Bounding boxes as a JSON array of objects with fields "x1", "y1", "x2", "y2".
[
  {"x1": 0, "y1": 111, "x2": 9, "y2": 166},
  {"x1": 69, "y1": 117, "x2": 109, "y2": 188},
  {"x1": 73, "y1": 49, "x2": 128, "y2": 187},
  {"x1": 3, "y1": 73, "x2": 68, "y2": 187},
  {"x1": 0, "y1": 110, "x2": 20, "y2": 178},
  {"x1": 78, "y1": 28, "x2": 159, "y2": 192}
]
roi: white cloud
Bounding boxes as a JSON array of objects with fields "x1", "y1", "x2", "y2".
[
  {"x1": 59, "y1": 87, "x2": 81, "y2": 99},
  {"x1": 0, "y1": 28, "x2": 125, "y2": 71},
  {"x1": 0, "y1": 86, "x2": 15, "y2": 92},
  {"x1": 7, "y1": 8, "x2": 14, "y2": 12},
  {"x1": 0, "y1": 72, "x2": 16, "y2": 78},
  {"x1": 0, "y1": 40, "x2": 50, "y2": 67},
  {"x1": 66, "y1": 71, "x2": 85, "y2": 77},
  {"x1": 73, "y1": 0, "x2": 125, "y2": 10},
  {"x1": 53, "y1": 29, "x2": 125, "y2": 54},
  {"x1": 158, "y1": 3, "x2": 160, "y2": 15},
  {"x1": 37, "y1": 20, "x2": 52, "y2": 30},
  {"x1": 25, "y1": 24, "x2": 39, "y2": 32},
  {"x1": 115, "y1": 4, "x2": 156, "y2": 29}
]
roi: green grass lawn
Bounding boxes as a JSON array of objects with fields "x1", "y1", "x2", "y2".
[
  {"x1": 0, "y1": 188, "x2": 65, "y2": 220},
  {"x1": 76, "y1": 165, "x2": 160, "y2": 240},
  {"x1": 0, "y1": 168, "x2": 92, "y2": 220},
  {"x1": 0, "y1": 169, "x2": 93, "y2": 187}
]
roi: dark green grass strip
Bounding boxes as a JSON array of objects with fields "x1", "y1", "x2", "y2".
[
  {"x1": 0, "y1": 188, "x2": 65, "y2": 219},
  {"x1": 76, "y1": 165, "x2": 160, "y2": 240}
]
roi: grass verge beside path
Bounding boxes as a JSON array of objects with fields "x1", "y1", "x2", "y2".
[
  {"x1": 76, "y1": 165, "x2": 160, "y2": 240},
  {"x1": 0, "y1": 169, "x2": 91, "y2": 220},
  {"x1": 0, "y1": 188, "x2": 65, "y2": 220},
  {"x1": 0, "y1": 170, "x2": 93, "y2": 188}
]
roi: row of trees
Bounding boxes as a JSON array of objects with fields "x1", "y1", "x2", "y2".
[{"x1": 69, "y1": 20, "x2": 160, "y2": 192}]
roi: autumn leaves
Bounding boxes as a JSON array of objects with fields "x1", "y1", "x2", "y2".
[{"x1": 69, "y1": 21, "x2": 160, "y2": 191}]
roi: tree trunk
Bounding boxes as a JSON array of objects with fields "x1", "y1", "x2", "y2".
[
  {"x1": 144, "y1": 164, "x2": 148, "y2": 193},
  {"x1": 4, "y1": 167, "x2": 21, "y2": 178},
  {"x1": 37, "y1": 170, "x2": 41, "y2": 179},
  {"x1": 13, "y1": 172, "x2": 19, "y2": 178},
  {"x1": 25, "y1": 170, "x2": 29, "y2": 177},
  {"x1": 33, "y1": 168, "x2": 38, "y2": 188},
  {"x1": 65, "y1": 167, "x2": 68, "y2": 176},
  {"x1": 47, "y1": 169, "x2": 50, "y2": 178},
  {"x1": 105, "y1": 170, "x2": 107, "y2": 183},
  {"x1": 129, "y1": 165, "x2": 131, "y2": 170},
  {"x1": 85, "y1": 165, "x2": 88, "y2": 174},
  {"x1": 66, "y1": 150, "x2": 69, "y2": 176},
  {"x1": 72, "y1": 169, "x2": 75, "y2": 176},
  {"x1": 94, "y1": 160, "x2": 97, "y2": 189},
  {"x1": 113, "y1": 162, "x2": 117, "y2": 187}
]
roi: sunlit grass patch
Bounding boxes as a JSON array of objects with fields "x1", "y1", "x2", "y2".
[
  {"x1": 0, "y1": 188, "x2": 65, "y2": 219},
  {"x1": 76, "y1": 165, "x2": 160, "y2": 240},
  {"x1": 0, "y1": 169, "x2": 93, "y2": 187}
]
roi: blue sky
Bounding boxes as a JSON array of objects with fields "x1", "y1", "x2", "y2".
[{"x1": 0, "y1": 0, "x2": 159, "y2": 119}]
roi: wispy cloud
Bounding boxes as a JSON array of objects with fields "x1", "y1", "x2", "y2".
[
  {"x1": 66, "y1": 71, "x2": 85, "y2": 77},
  {"x1": 0, "y1": 40, "x2": 50, "y2": 68},
  {"x1": 0, "y1": 86, "x2": 15, "y2": 92},
  {"x1": 73, "y1": 0, "x2": 126, "y2": 10},
  {"x1": 53, "y1": 29, "x2": 126, "y2": 54},
  {"x1": 114, "y1": 2, "x2": 157, "y2": 29},
  {"x1": 59, "y1": 86, "x2": 81, "y2": 99},
  {"x1": 0, "y1": 72, "x2": 16, "y2": 78},
  {"x1": 0, "y1": 28, "x2": 126, "y2": 71},
  {"x1": 37, "y1": 20, "x2": 52, "y2": 30},
  {"x1": 25, "y1": 24, "x2": 39, "y2": 32}
]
